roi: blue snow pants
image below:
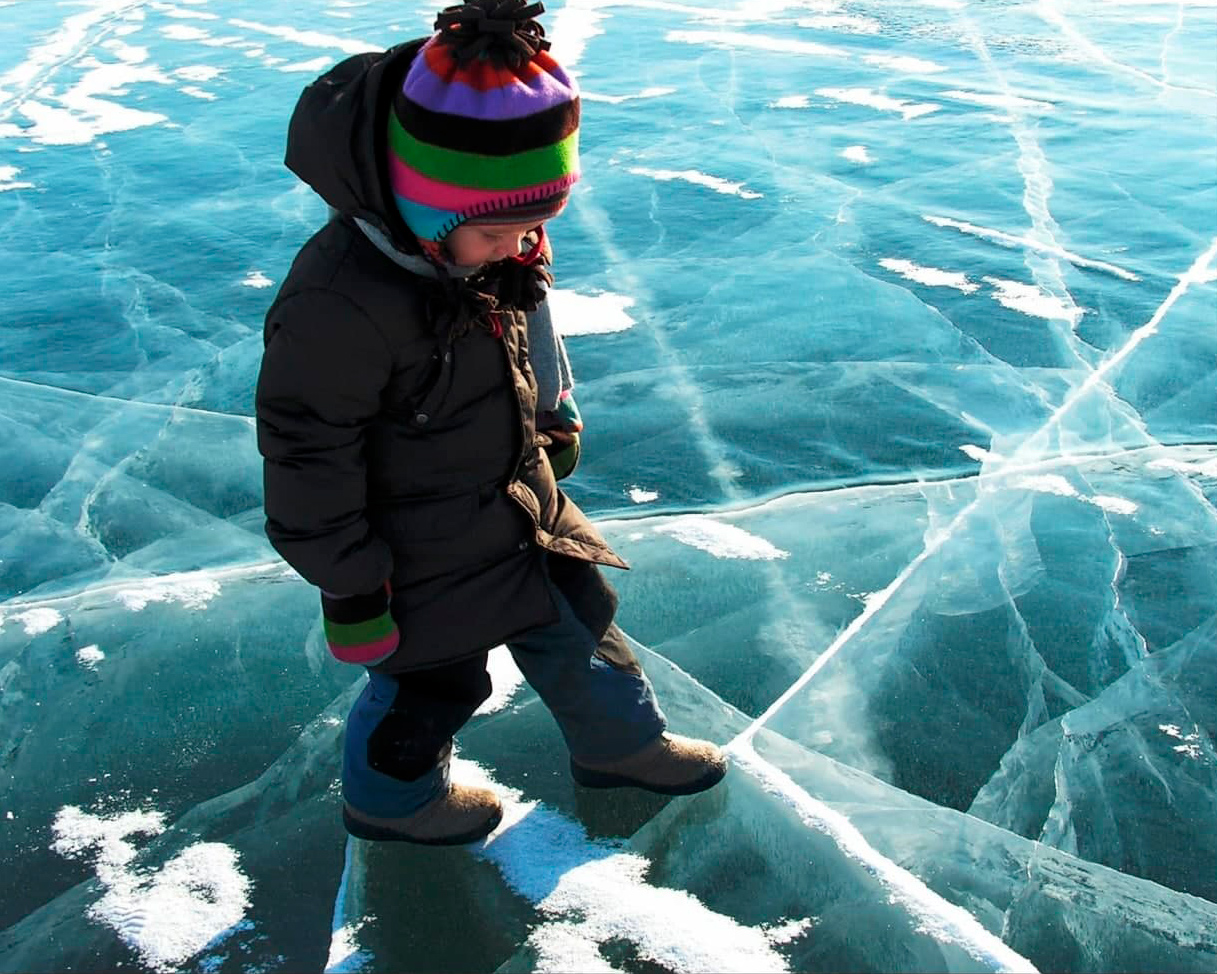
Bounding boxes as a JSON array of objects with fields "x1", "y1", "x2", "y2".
[{"x1": 342, "y1": 569, "x2": 667, "y2": 818}]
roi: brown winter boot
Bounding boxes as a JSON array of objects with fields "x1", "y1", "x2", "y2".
[
  {"x1": 570, "y1": 733, "x2": 728, "y2": 796},
  {"x1": 342, "y1": 784, "x2": 503, "y2": 845}
]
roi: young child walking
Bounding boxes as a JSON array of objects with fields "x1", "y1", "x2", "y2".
[{"x1": 255, "y1": 0, "x2": 725, "y2": 845}]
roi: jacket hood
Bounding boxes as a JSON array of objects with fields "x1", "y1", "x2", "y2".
[{"x1": 285, "y1": 39, "x2": 425, "y2": 250}]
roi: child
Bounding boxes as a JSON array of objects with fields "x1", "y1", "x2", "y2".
[{"x1": 255, "y1": 0, "x2": 726, "y2": 845}]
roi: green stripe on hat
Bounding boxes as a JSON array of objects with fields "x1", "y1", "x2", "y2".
[{"x1": 390, "y1": 113, "x2": 578, "y2": 191}]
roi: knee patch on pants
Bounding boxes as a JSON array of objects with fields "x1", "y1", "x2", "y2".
[
  {"x1": 368, "y1": 710, "x2": 454, "y2": 783},
  {"x1": 363, "y1": 655, "x2": 492, "y2": 782}
]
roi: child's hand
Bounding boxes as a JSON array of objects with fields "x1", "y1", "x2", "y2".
[
  {"x1": 537, "y1": 392, "x2": 584, "y2": 480},
  {"x1": 320, "y1": 583, "x2": 399, "y2": 666},
  {"x1": 541, "y1": 428, "x2": 580, "y2": 480}
]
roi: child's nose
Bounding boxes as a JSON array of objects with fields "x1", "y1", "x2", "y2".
[{"x1": 495, "y1": 234, "x2": 524, "y2": 260}]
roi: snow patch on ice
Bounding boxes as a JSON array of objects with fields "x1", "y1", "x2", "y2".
[
  {"x1": 228, "y1": 19, "x2": 378, "y2": 55},
  {"x1": 842, "y1": 145, "x2": 872, "y2": 163},
  {"x1": 863, "y1": 53, "x2": 948, "y2": 74},
  {"x1": 880, "y1": 258, "x2": 979, "y2": 292},
  {"x1": 1, "y1": 607, "x2": 64, "y2": 636},
  {"x1": 0, "y1": 165, "x2": 34, "y2": 191},
  {"x1": 627, "y1": 166, "x2": 763, "y2": 199},
  {"x1": 925, "y1": 215, "x2": 1139, "y2": 281},
  {"x1": 549, "y1": 289, "x2": 636, "y2": 335},
  {"x1": 1010, "y1": 476, "x2": 1136, "y2": 516},
  {"x1": 100, "y1": 39, "x2": 150, "y2": 63},
  {"x1": 0, "y1": 0, "x2": 129, "y2": 99},
  {"x1": 1012, "y1": 474, "x2": 1077, "y2": 498},
  {"x1": 763, "y1": 916, "x2": 815, "y2": 944},
  {"x1": 13, "y1": 60, "x2": 173, "y2": 146},
  {"x1": 52, "y1": 805, "x2": 251, "y2": 973},
  {"x1": 584, "y1": 86, "x2": 675, "y2": 104},
  {"x1": 985, "y1": 277, "x2": 1084, "y2": 323},
  {"x1": 1148, "y1": 456, "x2": 1217, "y2": 477},
  {"x1": 157, "y1": 3, "x2": 219, "y2": 20},
  {"x1": 77, "y1": 645, "x2": 106, "y2": 670},
  {"x1": 1158, "y1": 720, "x2": 1207, "y2": 759},
  {"x1": 52, "y1": 805, "x2": 165, "y2": 870},
  {"x1": 161, "y1": 24, "x2": 211, "y2": 41},
  {"x1": 1090, "y1": 495, "x2": 1138, "y2": 516},
  {"x1": 655, "y1": 516, "x2": 790, "y2": 560},
  {"x1": 279, "y1": 56, "x2": 336, "y2": 73},
  {"x1": 548, "y1": 0, "x2": 608, "y2": 68},
  {"x1": 942, "y1": 89, "x2": 1055, "y2": 112},
  {"x1": 629, "y1": 486, "x2": 660, "y2": 503},
  {"x1": 458, "y1": 759, "x2": 796, "y2": 973},
  {"x1": 326, "y1": 919, "x2": 372, "y2": 973},
  {"x1": 771, "y1": 95, "x2": 811, "y2": 109},
  {"x1": 1160, "y1": 724, "x2": 1204, "y2": 760},
  {"x1": 816, "y1": 87, "x2": 941, "y2": 119},
  {"x1": 960, "y1": 444, "x2": 1001, "y2": 463},
  {"x1": 242, "y1": 270, "x2": 274, "y2": 288},
  {"x1": 96, "y1": 845, "x2": 251, "y2": 971},
  {"x1": 175, "y1": 65, "x2": 223, "y2": 82},
  {"x1": 115, "y1": 573, "x2": 221, "y2": 611},
  {"x1": 529, "y1": 921, "x2": 623, "y2": 972}
]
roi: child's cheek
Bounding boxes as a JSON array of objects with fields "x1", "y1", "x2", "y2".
[{"x1": 450, "y1": 239, "x2": 487, "y2": 267}]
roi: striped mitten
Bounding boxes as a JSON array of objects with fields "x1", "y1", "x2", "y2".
[
  {"x1": 321, "y1": 584, "x2": 399, "y2": 666},
  {"x1": 538, "y1": 392, "x2": 583, "y2": 481}
]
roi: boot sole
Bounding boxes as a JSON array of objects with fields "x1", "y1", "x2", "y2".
[
  {"x1": 342, "y1": 805, "x2": 503, "y2": 846},
  {"x1": 569, "y1": 758, "x2": 727, "y2": 796}
]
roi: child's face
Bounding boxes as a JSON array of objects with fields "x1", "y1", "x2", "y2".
[{"x1": 445, "y1": 219, "x2": 543, "y2": 268}]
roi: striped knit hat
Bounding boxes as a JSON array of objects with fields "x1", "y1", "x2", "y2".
[{"x1": 388, "y1": 0, "x2": 580, "y2": 245}]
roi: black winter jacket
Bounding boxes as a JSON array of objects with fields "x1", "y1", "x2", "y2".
[{"x1": 255, "y1": 42, "x2": 626, "y2": 672}]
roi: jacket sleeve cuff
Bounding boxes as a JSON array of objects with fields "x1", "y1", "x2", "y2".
[{"x1": 320, "y1": 585, "x2": 399, "y2": 666}]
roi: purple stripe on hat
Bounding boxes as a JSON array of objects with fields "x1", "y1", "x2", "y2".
[{"x1": 405, "y1": 57, "x2": 577, "y2": 122}]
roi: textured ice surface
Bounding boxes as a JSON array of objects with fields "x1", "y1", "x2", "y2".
[{"x1": 2, "y1": 0, "x2": 1216, "y2": 971}]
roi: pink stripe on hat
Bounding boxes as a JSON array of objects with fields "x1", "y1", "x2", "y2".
[{"x1": 388, "y1": 152, "x2": 579, "y2": 214}]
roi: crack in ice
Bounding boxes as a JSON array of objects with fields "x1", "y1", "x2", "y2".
[{"x1": 1037, "y1": 0, "x2": 1217, "y2": 100}]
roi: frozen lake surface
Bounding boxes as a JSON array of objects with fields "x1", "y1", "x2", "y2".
[{"x1": 1, "y1": 0, "x2": 1215, "y2": 971}]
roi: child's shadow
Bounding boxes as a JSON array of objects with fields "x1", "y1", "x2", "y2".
[{"x1": 571, "y1": 784, "x2": 673, "y2": 840}]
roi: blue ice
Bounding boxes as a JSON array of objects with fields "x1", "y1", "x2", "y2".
[{"x1": 1, "y1": 1, "x2": 1215, "y2": 971}]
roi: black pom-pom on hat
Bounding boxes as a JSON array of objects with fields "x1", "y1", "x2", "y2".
[{"x1": 433, "y1": 0, "x2": 551, "y2": 67}]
